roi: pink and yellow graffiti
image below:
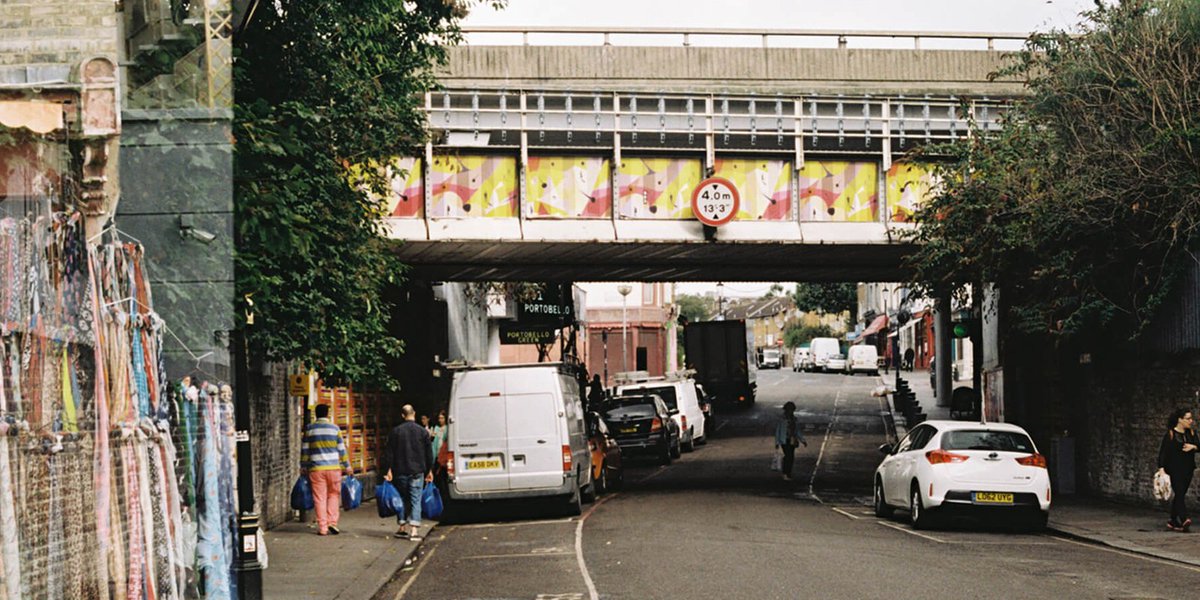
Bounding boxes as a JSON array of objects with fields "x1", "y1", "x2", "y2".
[
  {"x1": 526, "y1": 156, "x2": 612, "y2": 218},
  {"x1": 712, "y1": 158, "x2": 792, "y2": 221},
  {"x1": 616, "y1": 157, "x2": 702, "y2": 219},
  {"x1": 798, "y1": 161, "x2": 879, "y2": 222},
  {"x1": 428, "y1": 154, "x2": 518, "y2": 218}
]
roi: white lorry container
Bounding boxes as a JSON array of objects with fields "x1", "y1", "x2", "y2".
[
  {"x1": 809, "y1": 337, "x2": 842, "y2": 372},
  {"x1": 447, "y1": 363, "x2": 593, "y2": 514}
]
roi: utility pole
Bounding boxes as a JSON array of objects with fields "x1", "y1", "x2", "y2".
[{"x1": 618, "y1": 284, "x2": 632, "y2": 373}]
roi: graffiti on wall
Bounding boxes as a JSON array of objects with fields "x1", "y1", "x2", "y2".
[
  {"x1": 885, "y1": 161, "x2": 936, "y2": 223},
  {"x1": 616, "y1": 157, "x2": 701, "y2": 219},
  {"x1": 797, "y1": 161, "x2": 878, "y2": 222},
  {"x1": 526, "y1": 156, "x2": 612, "y2": 218},
  {"x1": 712, "y1": 158, "x2": 792, "y2": 221},
  {"x1": 388, "y1": 157, "x2": 423, "y2": 218},
  {"x1": 429, "y1": 154, "x2": 518, "y2": 217}
]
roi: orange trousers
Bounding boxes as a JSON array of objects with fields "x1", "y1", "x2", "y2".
[{"x1": 309, "y1": 470, "x2": 342, "y2": 534}]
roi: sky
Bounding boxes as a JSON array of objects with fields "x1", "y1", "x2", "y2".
[
  {"x1": 464, "y1": 0, "x2": 1097, "y2": 39},
  {"x1": 465, "y1": 0, "x2": 1097, "y2": 300}
]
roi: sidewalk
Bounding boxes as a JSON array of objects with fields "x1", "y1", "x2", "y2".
[
  {"x1": 878, "y1": 371, "x2": 1200, "y2": 568},
  {"x1": 263, "y1": 504, "x2": 434, "y2": 600}
]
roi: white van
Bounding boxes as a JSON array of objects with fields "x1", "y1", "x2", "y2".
[
  {"x1": 846, "y1": 345, "x2": 880, "y2": 375},
  {"x1": 616, "y1": 373, "x2": 706, "y2": 451},
  {"x1": 793, "y1": 347, "x2": 812, "y2": 372},
  {"x1": 809, "y1": 337, "x2": 842, "y2": 372},
  {"x1": 447, "y1": 363, "x2": 593, "y2": 515},
  {"x1": 760, "y1": 348, "x2": 782, "y2": 369}
]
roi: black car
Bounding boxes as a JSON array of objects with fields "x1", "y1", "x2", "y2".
[{"x1": 600, "y1": 394, "x2": 681, "y2": 465}]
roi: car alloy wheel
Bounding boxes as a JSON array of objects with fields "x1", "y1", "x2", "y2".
[
  {"x1": 910, "y1": 486, "x2": 930, "y2": 529},
  {"x1": 874, "y1": 479, "x2": 892, "y2": 518}
]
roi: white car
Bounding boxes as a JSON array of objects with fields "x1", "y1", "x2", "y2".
[
  {"x1": 616, "y1": 376, "x2": 706, "y2": 452},
  {"x1": 873, "y1": 420, "x2": 1051, "y2": 530},
  {"x1": 825, "y1": 353, "x2": 847, "y2": 372}
]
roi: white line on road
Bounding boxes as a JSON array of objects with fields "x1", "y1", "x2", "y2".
[
  {"x1": 637, "y1": 465, "x2": 669, "y2": 484},
  {"x1": 393, "y1": 527, "x2": 447, "y2": 600},
  {"x1": 876, "y1": 520, "x2": 947, "y2": 543},
  {"x1": 455, "y1": 518, "x2": 576, "y2": 530},
  {"x1": 576, "y1": 494, "x2": 617, "y2": 600},
  {"x1": 460, "y1": 551, "x2": 573, "y2": 560},
  {"x1": 807, "y1": 384, "x2": 842, "y2": 500},
  {"x1": 714, "y1": 420, "x2": 730, "y2": 434},
  {"x1": 831, "y1": 507, "x2": 862, "y2": 520},
  {"x1": 1049, "y1": 535, "x2": 1200, "y2": 573}
]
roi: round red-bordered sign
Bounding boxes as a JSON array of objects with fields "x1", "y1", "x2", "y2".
[{"x1": 691, "y1": 177, "x2": 740, "y2": 227}]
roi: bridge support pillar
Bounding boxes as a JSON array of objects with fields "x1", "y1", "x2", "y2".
[{"x1": 935, "y1": 290, "x2": 953, "y2": 407}]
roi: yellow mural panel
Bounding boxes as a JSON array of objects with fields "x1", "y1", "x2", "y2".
[
  {"x1": 712, "y1": 158, "x2": 793, "y2": 221},
  {"x1": 429, "y1": 154, "x2": 518, "y2": 217},
  {"x1": 526, "y1": 156, "x2": 612, "y2": 218},
  {"x1": 615, "y1": 157, "x2": 702, "y2": 219},
  {"x1": 885, "y1": 161, "x2": 936, "y2": 223},
  {"x1": 797, "y1": 161, "x2": 879, "y2": 222}
]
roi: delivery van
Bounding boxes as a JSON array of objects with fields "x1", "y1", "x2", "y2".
[
  {"x1": 809, "y1": 337, "x2": 842, "y2": 372},
  {"x1": 846, "y1": 345, "x2": 880, "y2": 375},
  {"x1": 447, "y1": 363, "x2": 593, "y2": 515}
]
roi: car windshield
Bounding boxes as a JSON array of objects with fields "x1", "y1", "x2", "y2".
[
  {"x1": 629, "y1": 386, "x2": 677, "y2": 409},
  {"x1": 604, "y1": 402, "x2": 655, "y2": 419},
  {"x1": 941, "y1": 430, "x2": 1035, "y2": 453}
]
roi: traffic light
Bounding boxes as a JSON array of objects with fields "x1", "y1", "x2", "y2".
[{"x1": 951, "y1": 319, "x2": 979, "y2": 339}]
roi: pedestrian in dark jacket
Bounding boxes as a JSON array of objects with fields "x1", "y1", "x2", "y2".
[
  {"x1": 1157, "y1": 408, "x2": 1199, "y2": 532},
  {"x1": 773, "y1": 401, "x2": 808, "y2": 481},
  {"x1": 385, "y1": 404, "x2": 435, "y2": 540}
]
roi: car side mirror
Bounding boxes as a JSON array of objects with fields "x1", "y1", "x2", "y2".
[
  {"x1": 669, "y1": 408, "x2": 680, "y2": 416},
  {"x1": 878, "y1": 443, "x2": 894, "y2": 455}
]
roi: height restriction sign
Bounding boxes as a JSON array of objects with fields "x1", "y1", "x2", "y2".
[{"x1": 691, "y1": 177, "x2": 740, "y2": 226}]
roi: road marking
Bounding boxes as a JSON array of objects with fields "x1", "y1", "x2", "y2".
[
  {"x1": 831, "y1": 507, "x2": 861, "y2": 520},
  {"x1": 807, "y1": 384, "x2": 842, "y2": 499},
  {"x1": 637, "y1": 465, "x2": 669, "y2": 484},
  {"x1": 536, "y1": 594, "x2": 584, "y2": 600},
  {"x1": 1048, "y1": 535, "x2": 1200, "y2": 573},
  {"x1": 576, "y1": 494, "x2": 617, "y2": 600},
  {"x1": 455, "y1": 518, "x2": 576, "y2": 530},
  {"x1": 771, "y1": 377, "x2": 786, "y2": 387},
  {"x1": 714, "y1": 420, "x2": 730, "y2": 433},
  {"x1": 876, "y1": 520, "x2": 947, "y2": 543},
  {"x1": 460, "y1": 551, "x2": 573, "y2": 560},
  {"x1": 393, "y1": 527, "x2": 447, "y2": 600}
]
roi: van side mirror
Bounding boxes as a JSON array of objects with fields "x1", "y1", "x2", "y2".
[
  {"x1": 669, "y1": 408, "x2": 680, "y2": 416},
  {"x1": 878, "y1": 443, "x2": 894, "y2": 455}
]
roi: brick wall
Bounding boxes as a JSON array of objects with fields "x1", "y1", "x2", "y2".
[
  {"x1": 251, "y1": 362, "x2": 303, "y2": 529},
  {"x1": 1083, "y1": 355, "x2": 1200, "y2": 506},
  {"x1": 0, "y1": 1, "x2": 118, "y2": 69}
]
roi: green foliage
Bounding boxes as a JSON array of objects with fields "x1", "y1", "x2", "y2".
[
  {"x1": 905, "y1": 0, "x2": 1200, "y2": 343},
  {"x1": 791, "y1": 283, "x2": 856, "y2": 315},
  {"x1": 234, "y1": 1, "x2": 496, "y2": 387},
  {"x1": 784, "y1": 323, "x2": 835, "y2": 349},
  {"x1": 675, "y1": 294, "x2": 714, "y2": 324}
]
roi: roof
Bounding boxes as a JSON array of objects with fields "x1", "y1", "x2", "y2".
[{"x1": 920, "y1": 420, "x2": 1029, "y2": 433}]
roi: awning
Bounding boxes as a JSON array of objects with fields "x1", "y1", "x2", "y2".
[
  {"x1": 0, "y1": 100, "x2": 64, "y2": 134},
  {"x1": 860, "y1": 314, "x2": 889, "y2": 337}
]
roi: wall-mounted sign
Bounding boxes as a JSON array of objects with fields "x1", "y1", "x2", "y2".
[
  {"x1": 691, "y1": 177, "x2": 740, "y2": 226},
  {"x1": 499, "y1": 323, "x2": 559, "y2": 345},
  {"x1": 289, "y1": 373, "x2": 310, "y2": 397},
  {"x1": 518, "y1": 282, "x2": 575, "y2": 325}
]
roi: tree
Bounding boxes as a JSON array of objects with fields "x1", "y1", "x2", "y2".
[
  {"x1": 234, "y1": 1, "x2": 498, "y2": 387},
  {"x1": 763, "y1": 283, "x2": 785, "y2": 298},
  {"x1": 904, "y1": 0, "x2": 1200, "y2": 343},
  {"x1": 791, "y1": 283, "x2": 856, "y2": 315},
  {"x1": 675, "y1": 293, "x2": 714, "y2": 325},
  {"x1": 784, "y1": 323, "x2": 835, "y2": 349}
]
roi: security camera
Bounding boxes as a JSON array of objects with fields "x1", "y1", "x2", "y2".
[{"x1": 184, "y1": 227, "x2": 217, "y2": 244}]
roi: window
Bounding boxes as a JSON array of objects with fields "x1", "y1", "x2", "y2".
[
  {"x1": 604, "y1": 403, "x2": 654, "y2": 419},
  {"x1": 909, "y1": 426, "x2": 937, "y2": 450},
  {"x1": 642, "y1": 283, "x2": 655, "y2": 305},
  {"x1": 941, "y1": 430, "x2": 1035, "y2": 453}
]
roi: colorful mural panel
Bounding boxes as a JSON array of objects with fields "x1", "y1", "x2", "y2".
[
  {"x1": 388, "y1": 157, "x2": 424, "y2": 218},
  {"x1": 885, "y1": 161, "x2": 936, "y2": 223},
  {"x1": 429, "y1": 154, "x2": 518, "y2": 217},
  {"x1": 616, "y1": 157, "x2": 702, "y2": 219},
  {"x1": 526, "y1": 156, "x2": 612, "y2": 218},
  {"x1": 797, "y1": 161, "x2": 879, "y2": 222},
  {"x1": 712, "y1": 158, "x2": 792, "y2": 221}
]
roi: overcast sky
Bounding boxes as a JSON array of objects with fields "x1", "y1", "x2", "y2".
[{"x1": 465, "y1": 0, "x2": 1096, "y2": 37}]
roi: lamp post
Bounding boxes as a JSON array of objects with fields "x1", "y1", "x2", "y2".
[{"x1": 618, "y1": 284, "x2": 633, "y2": 373}]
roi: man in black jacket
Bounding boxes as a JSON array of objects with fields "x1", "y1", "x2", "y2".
[{"x1": 384, "y1": 404, "x2": 434, "y2": 540}]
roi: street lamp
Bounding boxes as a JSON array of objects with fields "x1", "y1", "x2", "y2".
[{"x1": 618, "y1": 284, "x2": 633, "y2": 373}]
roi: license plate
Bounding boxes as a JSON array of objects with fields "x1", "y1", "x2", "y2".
[
  {"x1": 620, "y1": 427, "x2": 638, "y2": 434},
  {"x1": 466, "y1": 459, "x2": 501, "y2": 470},
  {"x1": 974, "y1": 492, "x2": 1014, "y2": 504}
]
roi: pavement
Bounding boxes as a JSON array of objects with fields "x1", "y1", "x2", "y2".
[
  {"x1": 262, "y1": 503, "x2": 433, "y2": 600},
  {"x1": 882, "y1": 368, "x2": 1200, "y2": 569}
]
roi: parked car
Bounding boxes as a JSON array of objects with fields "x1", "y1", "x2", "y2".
[
  {"x1": 809, "y1": 337, "x2": 841, "y2": 372},
  {"x1": 873, "y1": 420, "x2": 1051, "y2": 530},
  {"x1": 616, "y1": 375, "x2": 705, "y2": 451},
  {"x1": 446, "y1": 363, "x2": 593, "y2": 516},
  {"x1": 585, "y1": 411, "x2": 624, "y2": 495},
  {"x1": 825, "y1": 353, "x2": 848, "y2": 372},
  {"x1": 793, "y1": 346, "x2": 813, "y2": 372},
  {"x1": 846, "y1": 345, "x2": 880, "y2": 375},
  {"x1": 600, "y1": 394, "x2": 681, "y2": 465},
  {"x1": 695, "y1": 383, "x2": 715, "y2": 441}
]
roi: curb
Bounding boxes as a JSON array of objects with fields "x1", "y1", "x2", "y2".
[
  {"x1": 366, "y1": 521, "x2": 438, "y2": 600},
  {"x1": 1045, "y1": 522, "x2": 1200, "y2": 569}
]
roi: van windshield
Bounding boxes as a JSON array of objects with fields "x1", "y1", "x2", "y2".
[
  {"x1": 632, "y1": 386, "x2": 677, "y2": 410},
  {"x1": 604, "y1": 403, "x2": 655, "y2": 419},
  {"x1": 941, "y1": 430, "x2": 1035, "y2": 453}
]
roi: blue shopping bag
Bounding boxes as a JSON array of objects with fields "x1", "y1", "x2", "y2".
[
  {"x1": 341, "y1": 476, "x2": 363, "y2": 510},
  {"x1": 290, "y1": 475, "x2": 313, "y2": 511},
  {"x1": 421, "y1": 482, "x2": 444, "y2": 520},
  {"x1": 375, "y1": 480, "x2": 405, "y2": 520}
]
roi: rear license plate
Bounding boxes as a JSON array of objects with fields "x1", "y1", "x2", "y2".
[
  {"x1": 620, "y1": 427, "x2": 638, "y2": 434},
  {"x1": 466, "y1": 459, "x2": 501, "y2": 470},
  {"x1": 973, "y1": 492, "x2": 1014, "y2": 504}
]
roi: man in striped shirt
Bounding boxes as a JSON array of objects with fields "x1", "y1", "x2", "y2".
[{"x1": 301, "y1": 404, "x2": 353, "y2": 535}]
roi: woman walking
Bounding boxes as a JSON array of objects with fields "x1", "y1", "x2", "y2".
[
  {"x1": 1157, "y1": 408, "x2": 1199, "y2": 532},
  {"x1": 774, "y1": 401, "x2": 807, "y2": 481}
]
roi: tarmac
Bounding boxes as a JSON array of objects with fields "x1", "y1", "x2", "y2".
[{"x1": 260, "y1": 369, "x2": 1200, "y2": 600}]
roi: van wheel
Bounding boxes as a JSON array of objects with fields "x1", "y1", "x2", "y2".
[
  {"x1": 565, "y1": 480, "x2": 583, "y2": 516},
  {"x1": 659, "y1": 442, "x2": 672, "y2": 465},
  {"x1": 670, "y1": 437, "x2": 682, "y2": 459},
  {"x1": 581, "y1": 469, "x2": 597, "y2": 503},
  {"x1": 682, "y1": 428, "x2": 695, "y2": 453}
]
